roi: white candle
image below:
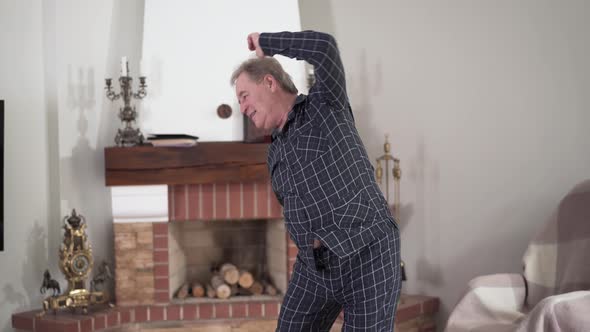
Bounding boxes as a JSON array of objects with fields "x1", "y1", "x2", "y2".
[{"x1": 121, "y1": 56, "x2": 128, "y2": 76}]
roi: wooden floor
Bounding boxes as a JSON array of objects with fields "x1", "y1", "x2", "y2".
[{"x1": 108, "y1": 319, "x2": 343, "y2": 332}]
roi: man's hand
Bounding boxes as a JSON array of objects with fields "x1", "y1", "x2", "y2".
[{"x1": 247, "y1": 33, "x2": 264, "y2": 58}]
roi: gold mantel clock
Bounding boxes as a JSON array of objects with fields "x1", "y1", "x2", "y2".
[{"x1": 41, "y1": 209, "x2": 109, "y2": 315}]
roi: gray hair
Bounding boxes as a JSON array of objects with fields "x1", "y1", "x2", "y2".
[{"x1": 230, "y1": 57, "x2": 298, "y2": 94}]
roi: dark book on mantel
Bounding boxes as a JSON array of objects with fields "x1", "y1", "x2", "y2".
[{"x1": 146, "y1": 134, "x2": 199, "y2": 147}]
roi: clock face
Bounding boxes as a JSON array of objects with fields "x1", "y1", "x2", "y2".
[{"x1": 71, "y1": 253, "x2": 91, "y2": 276}]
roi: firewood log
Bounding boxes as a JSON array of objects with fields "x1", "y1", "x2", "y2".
[
  {"x1": 264, "y1": 282, "x2": 277, "y2": 296},
  {"x1": 176, "y1": 283, "x2": 189, "y2": 299},
  {"x1": 191, "y1": 282, "x2": 205, "y2": 297},
  {"x1": 220, "y1": 263, "x2": 239, "y2": 285},
  {"x1": 248, "y1": 281, "x2": 263, "y2": 296},
  {"x1": 206, "y1": 284, "x2": 216, "y2": 298},
  {"x1": 211, "y1": 274, "x2": 231, "y2": 299},
  {"x1": 230, "y1": 284, "x2": 239, "y2": 296},
  {"x1": 236, "y1": 285, "x2": 253, "y2": 296},
  {"x1": 238, "y1": 270, "x2": 254, "y2": 288}
]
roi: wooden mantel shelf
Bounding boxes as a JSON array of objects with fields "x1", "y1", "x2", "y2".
[{"x1": 104, "y1": 142, "x2": 270, "y2": 186}]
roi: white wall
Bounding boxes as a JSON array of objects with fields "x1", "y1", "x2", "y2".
[
  {"x1": 141, "y1": 0, "x2": 306, "y2": 141},
  {"x1": 0, "y1": 1, "x2": 52, "y2": 330},
  {"x1": 299, "y1": 0, "x2": 590, "y2": 329},
  {"x1": 0, "y1": 1, "x2": 144, "y2": 331}
]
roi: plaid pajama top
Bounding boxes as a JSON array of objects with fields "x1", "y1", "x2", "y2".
[{"x1": 262, "y1": 31, "x2": 398, "y2": 265}]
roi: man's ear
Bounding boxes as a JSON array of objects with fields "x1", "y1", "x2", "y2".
[{"x1": 264, "y1": 74, "x2": 276, "y2": 91}]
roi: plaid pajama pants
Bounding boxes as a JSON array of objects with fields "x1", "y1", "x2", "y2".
[{"x1": 276, "y1": 222, "x2": 401, "y2": 331}]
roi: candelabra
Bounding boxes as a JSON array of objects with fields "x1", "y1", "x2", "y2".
[{"x1": 105, "y1": 61, "x2": 147, "y2": 147}]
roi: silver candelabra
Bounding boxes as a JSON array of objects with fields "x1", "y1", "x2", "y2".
[{"x1": 105, "y1": 63, "x2": 147, "y2": 147}]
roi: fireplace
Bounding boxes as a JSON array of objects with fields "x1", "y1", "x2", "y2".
[
  {"x1": 167, "y1": 218, "x2": 288, "y2": 300},
  {"x1": 11, "y1": 142, "x2": 440, "y2": 331},
  {"x1": 111, "y1": 182, "x2": 294, "y2": 309},
  {"x1": 107, "y1": 143, "x2": 296, "y2": 319}
]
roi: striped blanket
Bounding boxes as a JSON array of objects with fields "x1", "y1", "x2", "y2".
[{"x1": 446, "y1": 180, "x2": 590, "y2": 332}]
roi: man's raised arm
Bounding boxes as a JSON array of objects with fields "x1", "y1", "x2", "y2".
[{"x1": 259, "y1": 31, "x2": 348, "y2": 110}]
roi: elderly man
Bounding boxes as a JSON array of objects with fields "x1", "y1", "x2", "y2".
[{"x1": 231, "y1": 31, "x2": 401, "y2": 331}]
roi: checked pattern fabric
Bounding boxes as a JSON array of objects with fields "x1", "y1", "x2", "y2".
[{"x1": 261, "y1": 31, "x2": 402, "y2": 331}]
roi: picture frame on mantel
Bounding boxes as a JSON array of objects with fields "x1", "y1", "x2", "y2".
[{"x1": 243, "y1": 114, "x2": 271, "y2": 143}]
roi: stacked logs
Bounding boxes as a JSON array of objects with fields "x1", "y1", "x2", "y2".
[{"x1": 175, "y1": 263, "x2": 278, "y2": 300}]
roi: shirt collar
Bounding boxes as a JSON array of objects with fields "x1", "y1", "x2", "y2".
[{"x1": 272, "y1": 94, "x2": 306, "y2": 141}]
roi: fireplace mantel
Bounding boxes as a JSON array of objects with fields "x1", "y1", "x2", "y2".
[{"x1": 104, "y1": 142, "x2": 270, "y2": 186}]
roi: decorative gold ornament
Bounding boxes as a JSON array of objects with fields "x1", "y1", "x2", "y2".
[
  {"x1": 375, "y1": 135, "x2": 401, "y2": 219},
  {"x1": 375, "y1": 135, "x2": 407, "y2": 283},
  {"x1": 39, "y1": 209, "x2": 110, "y2": 316}
]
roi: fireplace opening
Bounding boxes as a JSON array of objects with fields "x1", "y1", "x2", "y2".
[{"x1": 167, "y1": 218, "x2": 287, "y2": 303}]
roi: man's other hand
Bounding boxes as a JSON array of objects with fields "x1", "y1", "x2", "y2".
[{"x1": 247, "y1": 33, "x2": 264, "y2": 58}]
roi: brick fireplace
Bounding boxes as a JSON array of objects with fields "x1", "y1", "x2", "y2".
[
  {"x1": 12, "y1": 142, "x2": 440, "y2": 331},
  {"x1": 112, "y1": 180, "x2": 293, "y2": 308},
  {"x1": 103, "y1": 142, "x2": 298, "y2": 322}
]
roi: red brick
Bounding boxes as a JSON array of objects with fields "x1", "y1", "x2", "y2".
[
  {"x1": 188, "y1": 184, "x2": 200, "y2": 220},
  {"x1": 199, "y1": 303, "x2": 214, "y2": 319},
  {"x1": 215, "y1": 303, "x2": 230, "y2": 318},
  {"x1": 229, "y1": 183, "x2": 242, "y2": 218},
  {"x1": 256, "y1": 180, "x2": 269, "y2": 218},
  {"x1": 167, "y1": 305, "x2": 182, "y2": 321},
  {"x1": 173, "y1": 185, "x2": 187, "y2": 221},
  {"x1": 79, "y1": 317, "x2": 93, "y2": 332},
  {"x1": 150, "y1": 306, "x2": 165, "y2": 321},
  {"x1": 31, "y1": 317, "x2": 49, "y2": 332},
  {"x1": 201, "y1": 184, "x2": 214, "y2": 219},
  {"x1": 155, "y1": 291, "x2": 169, "y2": 303},
  {"x1": 154, "y1": 277, "x2": 169, "y2": 290},
  {"x1": 135, "y1": 306, "x2": 149, "y2": 322},
  {"x1": 153, "y1": 223, "x2": 168, "y2": 236},
  {"x1": 215, "y1": 183, "x2": 228, "y2": 219},
  {"x1": 249, "y1": 302, "x2": 262, "y2": 318},
  {"x1": 265, "y1": 302, "x2": 280, "y2": 318},
  {"x1": 154, "y1": 250, "x2": 169, "y2": 264},
  {"x1": 106, "y1": 311, "x2": 119, "y2": 327},
  {"x1": 154, "y1": 236, "x2": 168, "y2": 249},
  {"x1": 232, "y1": 303, "x2": 247, "y2": 318},
  {"x1": 154, "y1": 264, "x2": 169, "y2": 277},
  {"x1": 242, "y1": 182, "x2": 255, "y2": 219},
  {"x1": 183, "y1": 304, "x2": 197, "y2": 320},
  {"x1": 422, "y1": 298, "x2": 439, "y2": 315},
  {"x1": 36, "y1": 318, "x2": 79, "y2": 332},
  {"x1": 119, "y1": 307, "x2": 133, "y2": 324},
  {"x1": 11, "y1": 311, "x2": 37, "y2": 330},
  {"x1": 94, "y1": 314, "x2": 107, "y2": 329},
  {"x1": 418, "y1": 322, "x2": 436, "y2": 332},
  {"x1": 395, "y1": 303, "x2": 421, "y2": 323}
]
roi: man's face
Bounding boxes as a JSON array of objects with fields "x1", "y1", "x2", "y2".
[{"x1": 236, "y1": 73, "x2": 274, "y2": 130}]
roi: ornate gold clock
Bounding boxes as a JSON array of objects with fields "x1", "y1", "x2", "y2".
[{"x1": 41, "y1": 209, "x2": 109, "y2": 315}]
